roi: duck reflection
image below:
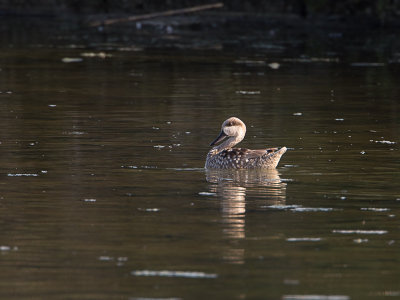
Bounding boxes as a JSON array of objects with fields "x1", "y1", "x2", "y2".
[{"x1": 206, "y1": 169, "x2": 286, "y2": 264}]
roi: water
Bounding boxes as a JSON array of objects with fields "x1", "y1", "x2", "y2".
[{"x1": 0, "y1": 43, "x2": 399, "y2": 300}]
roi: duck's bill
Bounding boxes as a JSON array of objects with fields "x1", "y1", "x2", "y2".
[{"x1": 210, "y1": 131, "x2": 227, "y2": 146}]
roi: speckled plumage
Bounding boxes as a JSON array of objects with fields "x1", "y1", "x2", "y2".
[{"x1": 205, "y1": 117, "x2": 287, "y2": 169}]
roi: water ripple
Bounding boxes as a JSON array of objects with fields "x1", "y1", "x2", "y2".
[
  {"x1": 265, "y1": 205, "x2": 335, "y2": 212},
  {"x1": 360, "y1": 207, "x2": 390, "y2": 212},
  {"x1": 283, "y1": 295, "x2": 350, "y2": 300},
  {"x1": 7, "y1": 173, "x2": 38, "y2": 177},
  {"x1": 286, "y1": 237, "x2": 322, "y2": 242},
  {"x1": 332, "y1": 230, "x2": 387, "y2": 235}
]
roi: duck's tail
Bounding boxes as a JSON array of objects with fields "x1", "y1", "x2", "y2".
[{"x1": 263, "y1": 146, "x2": 287, "y2": 169}]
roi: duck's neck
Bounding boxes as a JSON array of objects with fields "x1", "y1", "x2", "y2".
[{"x1": 213, "y1": 134, "x2": 245, "y2": 153}]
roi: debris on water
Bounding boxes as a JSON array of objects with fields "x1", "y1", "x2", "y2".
[
  {"x1": 283, "y1": 295, "x2": 350, "y2": 300},
  {"x1": 291, "y1": 207, "x2": 334, "y2": 212},
  {"x1": 283, "y1": 57, "x2": 339, "y2": 63},
  {"x1": 233, "y1": 72, "x2": 251, "y2": 76},
  {"x1": 340, "y1": 196, "x2": 347, "y2": 200},
  {"x1": 335, "y1": 118, "x2": 344, "y2": 121},
  {"x1": 98, "y1": 256, "x2": 114, "y2": 261},
  {"x1": 7, "y1": 173, "x2": 38, "y2": 177},
  {"x1": 0, "y1": 246, "x2": 18, "y2": 252},
  {"x1": 265, "y1": 204, "x2": 335, "y2": 212},
  {"x1": 166, "y1": 121, "x2": 172, "y2": 124},
  {"x1": 48, "y1": 104, "x2": 57, "y2": 107},
  {"x1": 61, "y1": 57, "x2": 83, "y2": 63},
  {"x1": 373, "y1": 291, "x2": 400, "y2": 297},
  {"x1": 286, "y1": 237, "x2": 322, "y2": 242},
  {"x1": 198, "y1": 192, "x2": 216, "y2": 196},
  {"x1": 129, "y1": 72, "x2": 143, "y2": 77},
  {"x1": 374, "y1": 140, "x2": 396, "y2": 144},
  {"x1": 280, "y1": 178, "x2": 294, "y2": 182},
  {"x1": 168, "y1": 167, "x2": 203, "y2": 171},
  {"x1": 138, "y1": 208, "x2": 160, "y2": 212},
  {"x1": 131, "y1": 270, "x2": 217, "y2": 279},
  {"x1": 234, "y1": 59, "x2": 266, "y2": 66},
  {"x1": 154, "y1": 145, "x2": 165, "y2": 149},
  {"x1": 116, "y1": 257, "x2": 128, "y2": 267},
  {"x1": 293, "y1": 112, "x2": 302, "y2": 116},
  {"x1": 128, "y1": 297, "x2": 183, "y2": 300},
  {"x1": 122, "y1": 165, "x2": 137, "y2": 169},
  {"x1": 353, "y1": 238, "x2": 369, "y2": 243},
  {"x1": 360, "y1": 151, "x2": 366, "y2": 155},
  {"x1": 328, "y1": 32, "x2": 343, "y2": 38},
  {"x1": 350, "y1": 62, "x2": 385, "y2": 67},
  {"x1": 332, "y1": 230, "x2": 387, "y2": 235},
  {"x1": 361, "y1": 207, "x2": 390, "y2": 212},
  {"x1": 118, "y1": 46, "x2": 143, "y2": 52},
  {"x1": 283, "y1": 279, "x2": 300, "y2": 285},
  {"x1": 185, "y1": 131, "x2": 191, "y2": 134},
  {"x1": 152, "y1": 126, "x2": 160, "y2": 130},
  {"x1": 83, "y1": 198, "x2": 96, "y2": 202},
  {"x1": 80, "y1": 52, "x2": 112, "y2": 58},
  {"x1": 65, "y1": 44, "x2": 85, "y2": 49},
  {"x1": 63, "y1": 131, "x2": 86, "y2": 135},
  {"x1": 263, "y1": 204, "x2": 301, "y2": 210},
  {"x1": 236, "y1": 90, "x2": 261, "y2": 95},
  {"x1": 41, "y1": 170, "x2": 48, "y2": 174},
  {"x1": 268, "y1": 62, "x2": 280, "y2": 69}
]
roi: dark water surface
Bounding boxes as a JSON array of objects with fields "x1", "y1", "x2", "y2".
[{"x1": 0, "y1": 46, "x2": 399, "y2": 299}]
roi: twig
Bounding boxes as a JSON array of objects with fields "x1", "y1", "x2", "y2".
[{"x1": 89, "y1": 2, "x2": 224, "y2": 27}]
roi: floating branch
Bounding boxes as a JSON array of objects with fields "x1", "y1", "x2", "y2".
[{"x1": 89, "y1": 2, "x2": 224, "y2": 27}]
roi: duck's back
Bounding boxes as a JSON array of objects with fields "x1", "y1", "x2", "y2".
[{"x1": 205, "y1": 147, "x2": 287, "y2": 169}]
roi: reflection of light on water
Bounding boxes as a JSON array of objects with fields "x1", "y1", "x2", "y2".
[
  {"x1": 221, "y1": 186, "x2": 246, "y2": 215},
  {"x1": 209, "y1": 184, "x2": 246, "y2": 241},
  {"x1": 332, "y1": 229, "x2": 387, "y2": 235},
  {"x1": 206, "y1": 169, "x2": 287, "y2": 264},
  {"x1": 286, "y1": 237, "x2": 322, "y2": 242},
  {"x1": 131, "y1": 270, "x2": 217, "y2": 278},
  {"x1": 223, "y1": 248, "x2": 245, "y2": 265},
  {"x1": 265, "y1": 205, "x2": 335, "y2": 212},
  {"x1": 283, "y1": 295, "x2": 350, "y2": 300}
]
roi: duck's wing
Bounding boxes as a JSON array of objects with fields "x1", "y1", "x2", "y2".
[
  {"x1": 242, "y1": 148, "x2": 279, "y2": 159},
  {"x1": 219, "y1": 147, "x2": 287, "y2": 169},
  {"x1": 221, "y1": 148, "x2": 281, "y2": 159}
]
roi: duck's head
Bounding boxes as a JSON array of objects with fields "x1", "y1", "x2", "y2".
[{"x1": 210, "y1": 117, "x2": 246, "y2": 147}]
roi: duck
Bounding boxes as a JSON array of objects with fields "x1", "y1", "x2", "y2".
[{"x1": 205, "y1": 117, "x2": 287, "y2": 169}]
